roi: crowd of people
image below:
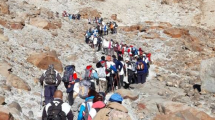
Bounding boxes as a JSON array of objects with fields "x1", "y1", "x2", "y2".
[
  {"x1": 40, "y1": 17, "x2": 151, "y2": 120},
  {"x1": 62, "y1": 11, "x2": 81, "y2": 20}
]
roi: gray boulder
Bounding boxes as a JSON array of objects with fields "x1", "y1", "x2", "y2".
[{"x1": 200, "y1": 57, "x2": 215, "y2": 93}]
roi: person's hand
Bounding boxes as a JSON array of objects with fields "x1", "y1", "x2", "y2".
[{"x1": 68, "y1": 84, "x2": 71, "y2": 88}]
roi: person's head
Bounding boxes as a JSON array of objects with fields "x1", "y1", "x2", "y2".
[
  {"x1": 125, "y1": 58, "x2": 130, "y2": 63},
  {"x1": 88, "y1": 89, "x2": 98, "y2": 97},
  {"x1": 54, "y1": 90, "x2": 63, "y2": 100},
  {"x1": 112, "y1": 55, "x2": 116, "y2": 59},
  {"x1": 101, "y1": 56, "x2": 105, "y2": 61},
  {"x1": 93, "y1": 94, "x2": 104, "y2": 103},
  {"x1": 106, "y1": 55, "x2": 112, "y2": 62},
  {"x1": 118, "y1": 56, "x2": 123, "y2": 61},
  {"x1": 71, "y1": 65, "x2": 75, "y2": 70}
]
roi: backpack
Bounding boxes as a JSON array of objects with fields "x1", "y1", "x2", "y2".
[
  {"x1": 107, "y1": 109, "x2": 130, "y2": 120},
  {"x1": 46, "y1": 101, "x2": 66, "y2": 120},
  {"x1": 110, "y1": 24, "x2": 114, "y2": 29},
  {"x1": 79, "y1": 80, "x2": 91, "y2": 99},
  {"x1": 137, "y1": 61, "x2": 144, "y2": 71},
  {"x1": 44, "y1": 66, "x2": 57, "y2": 85},
  {"x1": 62, "y1": 65, "x2": 74, "y2": 83},
  {"x1": 97, "y1": 67, "x2": 106, "y2": 78},
  {"x1": 83, "y1": 98, "x2": 93, "y2": 120},
  {"x1": 84, "y1": 65, "x2": 93, "y2": 80}
]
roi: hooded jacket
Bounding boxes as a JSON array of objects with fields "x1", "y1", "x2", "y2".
[
  {"x1": 136, "y1": 60, "x2": 148, "y2": 73},
  {"x1": 77, "y1": 96, "x2": 94, "y2": 120},
  {"x1": 93, "y1": 102, "x2": 131, "y2": 120}
]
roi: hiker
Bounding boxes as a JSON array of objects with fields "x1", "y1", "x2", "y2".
[
  {"x1": 113, "y1": 22, "x2": 118, "y2": 33},
  {"x1": 125, "y1": 58, "x2": 136, "y2": 84},
  {"x1": 97, "y1": 36, "x2": 102, "y2": 51},
  {"x1": 68, "y1": 14, "x2": 72, "y2": 21},
  {"x1": 95, "y1": 61, "x2": 107, "y2": 92},
  {"x1": 118, "y1": 56, "x2": 126, "y2": 89},
  {"x1": 103, "y1": 24, "x2": 108, "y2": 35},
  {"x1": 102, "y1": 38, "x2": 109, "y2": 55},
  {"x1": 85, "y1": 30, "x2": 91, "y2": 44},
  {"x1": 112, "y1": 55, "x2": 123, "y2": 89},
  {"x1": 93, "y1": 36, "x2": 98, "y2": 49},
  {"x1": 83, "y1": 65, "x2": 99, "y2": 90},
  {"x1": 40, "y1": 64, "x2": 61, "y2": 105},
  {"x1": 105, "y1": 55, "x2": 116, "y2": 93},
  {"x1": 62, "y1": 65, "x2": 79, "y2": 106},
  {"x1": 88, "y1": 18, "x2": 91, "y2": 24},
  {"x1": 136, "y1": 58, "x2": 148, "y2": 84},
  {"x1": 78, "y1": 89, "x2": 98, "y2": 120},
  {"x1": 77, "y1": 14, "x2": 81, "y2": 20},
  {"x1": 94, "y1": 93, "x2": 131, "y2": 120},
  {"x1": 42, "y1": 90, "x2": 74, "y2": 120},
  {"x1": 88, "y1": 94, "x2": 105, "y2": 120},
  {"x1": 62, "y1": 11, "x2": 68, "y2": 17}
]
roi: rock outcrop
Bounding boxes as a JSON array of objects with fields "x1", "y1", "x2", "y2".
[
  {"x1": 200, "y1": 57, "x2": 215, "y2": 93},
  {"x1": 27, "y1": 51, "x2": 63, "y2": 73},
  {"x1": 78, "y1": 7, "x2": 101, "y2": 19},
  {"x1": 0, "y1": 1, "x2": 10, "y2": 15},
  {"x1": 6, "y1": 74, "x2": 31, "y2": 91}
]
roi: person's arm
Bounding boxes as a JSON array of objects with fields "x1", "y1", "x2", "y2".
[
  {"x1": 78, "y1": 104, "x2": 85, "y2": 120},
  {"x1": 118, "y1": 61, "x2": 123, "y2": 72},
  {"x1": 39, "y1": 73, "x2": 45, "y2": 86},
  {"x1": 42, "y1": 107, "x2": 47, "y2": 120},
  {"x1": 56, "y1": 73, "x2": 62, "y2": 86}
]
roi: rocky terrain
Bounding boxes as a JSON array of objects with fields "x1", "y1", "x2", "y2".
[{"x1": 0, "y1": 0, "x2": 215, "y2": 120}]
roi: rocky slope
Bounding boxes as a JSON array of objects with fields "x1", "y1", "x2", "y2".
[{"x1": 0, "y1": 0, "x2": 215, "y2": 120}]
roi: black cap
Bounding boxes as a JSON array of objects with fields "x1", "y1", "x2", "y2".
[
  {"x1": 101, "y1": 56, "x2": 105, "y2": 61},
  {"x1": 112, "y1": 55, "x2": 116, "y2": 59}
]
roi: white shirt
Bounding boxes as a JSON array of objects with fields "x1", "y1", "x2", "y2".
[
  {"x1": 106, "y1": 61, "x2": 115, "y2": 77},
  {"x1": 119, "y1": 61, "x2": 125, "y2": 75},
  {"x1": 93, "y1": 37, "x2": 98, "y2": 44}
]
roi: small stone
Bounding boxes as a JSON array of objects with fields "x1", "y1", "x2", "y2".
[
  {"x1": 28, "y1": 111, "x2": 34, "y2": 118},
  {"x1": 8, "y1": 102, "x2": 22, "y2": 112}
]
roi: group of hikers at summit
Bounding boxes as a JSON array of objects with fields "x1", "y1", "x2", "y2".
[{"x1": 39, "y1": 17, "x2": 151, "y2": 120}]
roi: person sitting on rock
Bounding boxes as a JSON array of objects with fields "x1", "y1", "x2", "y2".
[
  {"x1": 40, "y1": 64, "x2": 61, "y2": 105},
  {"x1": 42, "y1": 90, "x2": 74, "y2": 120}
]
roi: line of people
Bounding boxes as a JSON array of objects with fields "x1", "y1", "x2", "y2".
[
  {"x1": 62, "y1": 11, "x2": 81, "y2": 20},
  {"x1": 40, "y1": 20, "x2": 151, "y2": 120}
]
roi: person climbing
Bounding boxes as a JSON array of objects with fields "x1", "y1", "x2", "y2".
[
  {"x1": 103, "y1": 24, "x2": 108, "y2": 35},
  {"x1": 62, "y1": 65, "x2": 79, "y2": 106},
  {"x1": 113, "y1": 22, "x2": 118, "y2": 33},
  {"x1": 93, "y1": 36, "x2": 98, "y2": 49},
  {"x1": 94, "y1": 93, "x2": 131, "y2": 120},
  {"x1": 125, "y1": 58, "x2": 136, "y2": 84},
  {"x1": 77, "y1": 89, "x2": 98, "y2": 120},
  {"x1": 97, "y1": 36, "x2": 102, "y2": 52},
  {"x1": 42, "y1": 90, "x2": 74, "y2": 120},
  {"x1": 102, "y1": 38, "x2": 109, "y2": 55},
  {"x1": 108, "y1": 39, "x2": 114, "y2": 56},
  {"x1": 95, "y1": 62, "x2": 107, "y2": 92},
  {"x1": 83, "y1": 65, "x2": 99, "y2": 90},
  {"x1": 118, "y1": 56, "x2": 126, "y2": 89},
  {"x1": 112, "y1": 55, "x2": 123, "y2": 89},
  {"x1": 136, "y1": 58, "x2": 148, "y2": 84},
  {"x1": 40, "y1": 64, "x2": 61, "y2": 105},
  {"x1": 105, "y1": 55, "x2": 115, "y2": 93}
]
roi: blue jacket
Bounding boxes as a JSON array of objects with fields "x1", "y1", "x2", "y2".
[
  {"x1": 77, "y1": 96, "x2": 94, "y2": 120},
  {"x1": 113, "y1": 58, "x2": 123, "y2": 72},
  {"x1": 136, "y1": 60, "x2": 148, "y2": 73}
]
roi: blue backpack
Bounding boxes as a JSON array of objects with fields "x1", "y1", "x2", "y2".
[{"x1": 62, "y1": 65, "x2": 74, "y2": 83}]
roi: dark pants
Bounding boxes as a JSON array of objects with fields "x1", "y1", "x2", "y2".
[
  {"x1": 97, "y1": 43, "x2": 101, "y2": 51},
  {"x1": 119, "y1": 75, "x2": 124, "y2": 89},
  {"x1": 106, "y1": 76, "x2": 113, "y2": 93},
  {"x1": 137, "y1": 72, "x2": 147, "y2": 84},
  {"x1": 44, "y1": 86, "x2": 57, "y2": 105},
  {"x1": 68, "y1": 91, "x2": 74, "y2": 106},
  {"x1": 127, "y1": 70, "x2": 134, "y2": 84}
]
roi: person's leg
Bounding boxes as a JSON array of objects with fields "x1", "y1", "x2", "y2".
[
  {"x1": 128, "y1": 74, "x2": 132, "y2": 84},
  {"x1": 50, "y1": 86, "x2": 57, "y2": 102},
  {"x1": 137, "y1": 73, "x2": 142, "y2": 84},
  {"x1": 142, "y1": 73, "x2": 147, "y2": 84},
  {"x1": 44, "y1": 86, "x2": 50, "y2": 105},
  {"x1": 68, "y1": 91, "x2": 74, "y2": 106},
  {"x1": 106, "y1": 77, "x2": 110, "y2": 93},
  {"x1": 119, "y1": 75, "x2": 124, "y2": 89}
]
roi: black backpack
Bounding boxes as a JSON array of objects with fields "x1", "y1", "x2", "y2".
[
  {"x1": 62, "y1": 65, "x2": 75, "y2": 83},
  {"x1": 46, "y1": 101, "x2": 66, "y2": 120},
  {"x1": 44, "y1": 66, "x2": 57, "y2": 85}
]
